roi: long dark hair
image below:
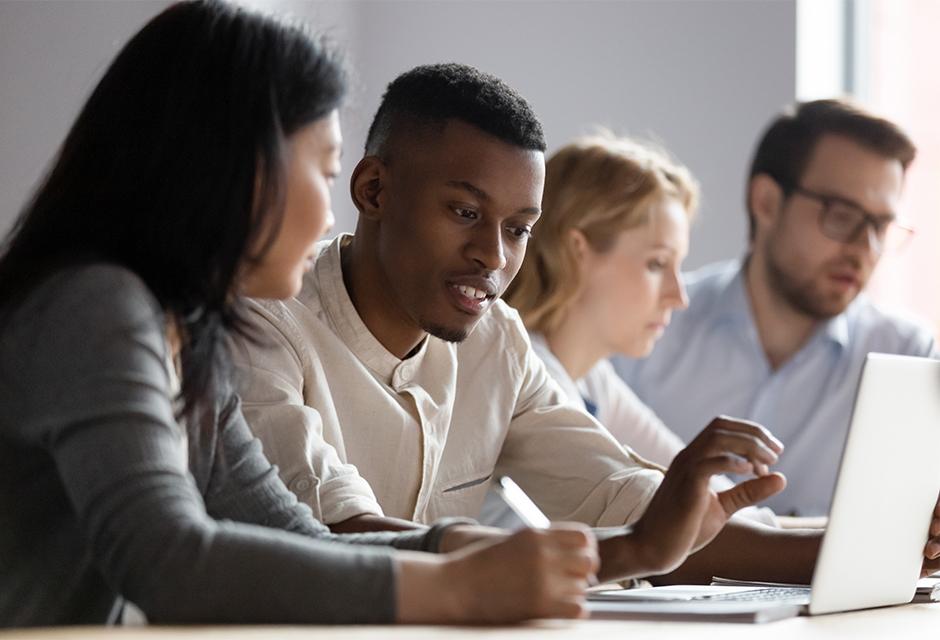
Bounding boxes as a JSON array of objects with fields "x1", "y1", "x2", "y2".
[{"x1": 0, "y1": 0, "x2": 346, "y2": 419}]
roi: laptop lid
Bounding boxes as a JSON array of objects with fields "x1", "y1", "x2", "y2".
[
  {"x1": 808, "y1": 353, "x2": 940, "y2": 615},
  {"x1": 587, "y1": 353, "x2": 940, "y2": 621}
]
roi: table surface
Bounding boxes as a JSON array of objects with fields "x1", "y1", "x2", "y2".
[{"x1": 3, "y1": 603, "x2": 939, "y2": 640}]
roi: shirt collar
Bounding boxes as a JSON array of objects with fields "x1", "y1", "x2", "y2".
[
  {"x1": 818, "y1": 306, "x2": 851, "y2": 350},
  {"x1": 715, "y1": 259, "x2": 849, "y2": 351},
  {"x1": 315, "y1": 233, "x2": 428, "y2": 383}
]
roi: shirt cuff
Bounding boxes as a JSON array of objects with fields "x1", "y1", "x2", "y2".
[{"x1": 317, "y1": 475, "x2": 386, "y2": 524}]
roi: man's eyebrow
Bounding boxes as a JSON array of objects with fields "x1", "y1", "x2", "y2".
[
  {"x1": 649, "y1": 242, "x2": 679, "y2": 252},
  {"x1": 445, "y1": 180, "x2": 541, "y2": 215},
  {"x1": 446, "y1": 180, "x2": 490, "y2": 202}
]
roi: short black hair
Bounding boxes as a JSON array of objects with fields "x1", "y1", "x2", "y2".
[
  {"x1": 364, "y1": 62, "x2": 546, "y2": 157},
  {"x1": 746, "y1": 98, "x2": 916, "y2": 241}
]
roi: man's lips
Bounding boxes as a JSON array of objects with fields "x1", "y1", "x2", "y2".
[
  {"x1": 446, "y1": 276, "x2": 498, "y2": 315},
  {"x1": 828, "y1": 270, "x2": 861, "y2": 289}
]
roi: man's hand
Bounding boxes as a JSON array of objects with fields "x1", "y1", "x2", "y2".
[
  {"x1": 615, "y1": 416, "x2": 787, "y2": 578},
  {"x1": 922, "y1": 491, "x2": 940, "y2": 577}
]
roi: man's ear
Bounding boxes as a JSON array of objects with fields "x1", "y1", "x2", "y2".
[
  {"x1": 748, "y1": 173, "x2": 785, "y2": 234},
  {"x1": 350, "y1": 156, "x2": 386, "y2": 221}
]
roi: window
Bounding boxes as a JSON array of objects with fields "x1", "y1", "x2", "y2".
[{"x1": 798, "y1": 0, "x2": 940, "y2": 340}]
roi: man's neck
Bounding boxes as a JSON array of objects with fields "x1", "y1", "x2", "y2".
[
  {"x1": 744, "y1": 255, "x2": 820, "y2": 371},
  {"x1": 340, "y1": 234, "x2": 426, "y2": 360}
]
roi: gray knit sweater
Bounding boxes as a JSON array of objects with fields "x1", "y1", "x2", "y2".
[{"x1": 0, "y1": 264, "x2": 448, "y2": 627}]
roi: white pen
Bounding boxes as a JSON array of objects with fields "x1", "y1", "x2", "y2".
[
  {"x1": 494, "y1": 475, "x2": 599, "y2": 586},
  {"x1": 494, "y1": 475, "x2": 551, "y2": 528}
]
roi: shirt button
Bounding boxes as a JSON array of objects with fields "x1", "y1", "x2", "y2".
[{"x1": 290, "y1": 475, "x2": 316, "y2": 494}]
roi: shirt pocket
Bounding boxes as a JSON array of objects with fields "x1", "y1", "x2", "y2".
[
  {"x1": 434, "y1": 470, "x2": 494, "y2": 519},
  {"x1": 442, "y1": 471, "x2": 493, "y2": 494}
]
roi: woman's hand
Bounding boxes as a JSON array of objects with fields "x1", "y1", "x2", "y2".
[
  {"x1": 397, "y1": 524, "x2": 598, "y2": 623},
  {"x1": 437, "y1": 523, "x2": 508, "y2": 553},
  {"x1": 620, "y1": 416, "x2": 787, "y2": 577}
]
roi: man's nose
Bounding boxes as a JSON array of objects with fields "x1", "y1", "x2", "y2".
[{"x1": 467, "y1": 223, "x2": 507, "y2": 271}]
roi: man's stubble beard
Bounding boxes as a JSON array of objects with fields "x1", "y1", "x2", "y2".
[
  {"x1": 763, "y1": 239, "x2": 858, "y2": 321},
  {"x1": 421, "y1": 321, "x2": 470, "y2": 344}
]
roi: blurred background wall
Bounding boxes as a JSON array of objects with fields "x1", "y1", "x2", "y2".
[{"x1": 0, "y1": 0, "x2": 797, "y2": 269}]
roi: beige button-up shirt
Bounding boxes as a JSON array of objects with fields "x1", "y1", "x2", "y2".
[{"x1": 234, "y1": 234, "x2": 663, "y2": 526}]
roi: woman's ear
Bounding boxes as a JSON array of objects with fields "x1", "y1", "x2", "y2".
[
  {"x1": 748, "y1": 173, "x2": 785, "y2": 236},
  {"x1": 567, "y1": 228, "x2": 591, "y2": 266},
  {"x1": 350, "y1": 156, "x2": 386, "y2": 221}
]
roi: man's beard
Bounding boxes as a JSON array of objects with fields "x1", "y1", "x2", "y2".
[
  {"x1": 764, "y1": 245, "x2": 859, "y2": 320},
  {"x1": 421, "y1": 320, "x2": 470, "y2": 344}
]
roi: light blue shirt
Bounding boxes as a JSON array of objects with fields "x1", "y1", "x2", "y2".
[{"x1": 614, "y1": 259, "x2": 938, "y2": 516}]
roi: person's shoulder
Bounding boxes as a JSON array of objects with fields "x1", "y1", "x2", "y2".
[
  {"x1": 460, "y1": 299, "x2": 533, "y2": 365},
  {"x1": 15, "y1": 263, "x2": 160, "y2": 327},
  {"x1": 683, "y1": 259, "x2": 741, "y2": 297},
  {"x1": 474, "y1": 298, "x2": 529, "y2": 341},
  {"x1": 1, "y1": 263, "x2": 166, "y2": 385},
  {"x1": 849, "y1": 295, "x2": 937, "y2": 354}
]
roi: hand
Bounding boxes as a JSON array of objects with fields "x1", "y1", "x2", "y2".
[
  {"x1": 437, "y1": 523, "x2": 508, "y2": 553},
  {"x1": 626, "y1": 416, "x2": 787, "y2": 576},
  {"x1": 444, "y1": 524, "x2": 599, "y2": 623},
  {"x1": 921, "y1": 491, "x2": 940, "y2": 577}
]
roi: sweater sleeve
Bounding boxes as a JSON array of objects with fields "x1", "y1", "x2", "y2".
[
  {"x1": 6, "y1": 265, "x2": 428, "y2": 624},
  {"x1": 201, "y1": 389, "x2": 456, "y2": 552}
]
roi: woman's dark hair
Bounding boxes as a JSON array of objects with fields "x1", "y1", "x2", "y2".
[{"x1": 0, "y1": 0, "x2": 346, "y2": 419}]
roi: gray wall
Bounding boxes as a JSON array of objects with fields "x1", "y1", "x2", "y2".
[
  {"x1": 0, "y1": 0, "x2": 171, "y2": 235},
  {"x1": 0, "y1": 0, "x2": 796, "y2": 268}
]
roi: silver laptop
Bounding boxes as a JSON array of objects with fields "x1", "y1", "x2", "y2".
[{"x1": 589, "y1": 353, "x2": 940, "y2": 622}]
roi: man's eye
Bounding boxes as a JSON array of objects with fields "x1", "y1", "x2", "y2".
[
  {"x1": 827, "y1": 206, "x2": 861, "y2": 228},
  {"x1": 507, "y1": 226, "x2": 533, "y2": 240},
  {"x1": 453, "y1": 207, "x2": 478, "y2": 220},
  {"x1": 872, "y1": 217, "x2": 893, "y2": 235}
]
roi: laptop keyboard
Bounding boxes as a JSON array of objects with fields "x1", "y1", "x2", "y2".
[{"x1": 697, "y1": 587, "x2": 811, "y2": 603}]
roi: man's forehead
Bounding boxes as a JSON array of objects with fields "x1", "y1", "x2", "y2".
[
  {"x1": 799, "y1": 134, "x2": 904, "y2": 205},
  {"x1": 398, "y1": 125, "x2": 543, "y2": 185},
  {"x1": 802, "y1": 135, "x2": 903, "y2": 179}
]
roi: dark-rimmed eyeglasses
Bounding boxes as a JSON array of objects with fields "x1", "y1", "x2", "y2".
[{"x1": 787, "y1": 185, "x2": 914, "y2": 254}]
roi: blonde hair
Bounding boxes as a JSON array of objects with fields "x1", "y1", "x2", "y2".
[{"x1": 505, "y1": 132, "x2": 699, "y2": 334}]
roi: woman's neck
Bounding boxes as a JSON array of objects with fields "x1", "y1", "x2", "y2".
[{"x1": 542, "y1": 312, "x2": 608, "y2": 382}]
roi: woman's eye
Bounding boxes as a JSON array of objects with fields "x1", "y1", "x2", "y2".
[
  {"x1": 647, "y1": 259, "x2": 666, "y2": 271},
  {"x1": 507, "y1": 226, "x2": 533, "y2": 240},
  {"x1": 453, "y1": 207, "x2": 478, "y2": 220}
]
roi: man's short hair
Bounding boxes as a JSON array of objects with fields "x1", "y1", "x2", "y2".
[
  {"x1": 746, "y1": 98, "x2": 916, "y2": 241},
  {"x1": 364, "y1": 63, "x2": 546, "y2": 157}
]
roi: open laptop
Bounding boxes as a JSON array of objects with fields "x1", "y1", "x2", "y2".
[{"x1": 589, "y1": 353, "x2": 940, "y2": 622}]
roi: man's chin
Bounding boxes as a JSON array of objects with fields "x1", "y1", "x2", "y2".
[
  {"x1": 423, "y1": 322, "x2": 471, "y2": 344},
  {"x1": 794, "y1": 291, "x2": 854, "y2": 320}
]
